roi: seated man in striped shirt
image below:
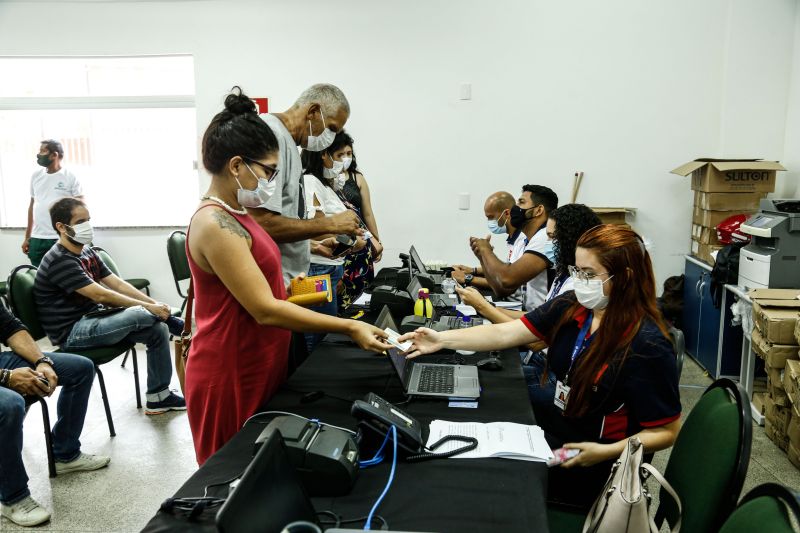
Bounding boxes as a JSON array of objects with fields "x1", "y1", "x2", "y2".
[{"x1": 33, "y1": 197, "x2": 185, "y2": 415}]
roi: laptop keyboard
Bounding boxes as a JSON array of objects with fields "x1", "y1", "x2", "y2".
[
  {"x1": 445, "y1": 316, "x2": 483, "y2": 329},
  {"x1": 417, "y1": 366, "x2": 455, "y2": 394}
]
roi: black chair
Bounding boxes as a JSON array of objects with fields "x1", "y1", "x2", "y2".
[
  {"x1": 668, "y1": 326, "x2": 685, "y2": 378},
  {"x1": 7, "y1": 265, "x2": 141, "y2": 437},
  {"x1": 167, "y1": 231, "x2": 191, "y2": 313},
  {"x1": 23, "y1": 396, "x2": 56, "y2": 478}
]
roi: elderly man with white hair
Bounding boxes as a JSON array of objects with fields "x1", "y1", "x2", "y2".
[{"x1": 251, "y1": 83, "x2": 361, "y2": 285}]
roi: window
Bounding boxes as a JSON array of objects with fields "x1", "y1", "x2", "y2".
[{"x1": 0, "y1": 55, "x2": 198, "y2": 227}]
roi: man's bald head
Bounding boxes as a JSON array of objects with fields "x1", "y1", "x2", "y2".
[{"x1": 484, "y1": 191, "x2": 515, "y2": 214}]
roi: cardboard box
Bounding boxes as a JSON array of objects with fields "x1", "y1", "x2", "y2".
[
  {"x1": 692, "y1": 206, "x2": 755, "y2": 228},
  {"x1": 765, "y1": 419, "x2": 790, "y2": 451},
  {"x1": 785, "y1": 359, "x2": 800, "y2": 406},
  {"x1": 788, "y1": 411, "x2": 800, "y2": 448},
  {"x1": 795, "y1": 317, "x2": 800, "y2": 345},
  {"x1": 790, "y1": 443, "x2": 800, "y2": 469},
  {"x1": 591, "y1": 208, "x2": 635, "y2": 226},
  {"x1": 691, "y1": 224, "x2": 721, "y2": 245},
  {"x1": 768, "y1": 367, "x2": 785, "y2": 391},
  {"x1": 693, "y1": 191, "x2": 767, "y2": 211},
  {"x1": 753, "y1": 391, "x2": 767, "y2": 415},
  {"x1": 752, "y1": 327, "x2": 799, "y2": 369},
  {"x1": 671, "y1": 159, "x2": 785, "y2": 193},
  {"x1": 750, "y1": 289, "x2": 800, "y2": 345},
  {"x1": 768, "y1": 376, "x2": 791, "y2": 406},
  {"x1": 767, "y1": 398, "x2": 792, "y2": 433},
  {"x1": 690, "y1": 240, "x2": 722, "y2": 265}
]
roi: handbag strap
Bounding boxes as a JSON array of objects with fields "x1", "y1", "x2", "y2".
[
  {"x1": 641, "y1": 463, "x2": 682, "y2": 533},
  {"x1": 181, "y1": 280, "x2": 194, "y2": 338}
]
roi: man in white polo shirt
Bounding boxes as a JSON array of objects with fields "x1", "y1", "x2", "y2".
[
  {"x1": 470, "y1": 185, "x2": 557, "y2": 311},
  {"x1": 22, "y1": 140, "x2": 83, "y2": 267}
]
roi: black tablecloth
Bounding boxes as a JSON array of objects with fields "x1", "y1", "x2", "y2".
[{"x1": 142, "y1": 336, "x2": 548, "y2": 533}]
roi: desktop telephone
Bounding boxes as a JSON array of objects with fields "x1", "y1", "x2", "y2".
[{"x1": 351, "y1": 393, "x2": 477, "y2": 462}]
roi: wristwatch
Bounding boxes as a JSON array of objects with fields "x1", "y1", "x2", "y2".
[
  {"x1": 464, "y1": 274, "x2": 474, "y2": 287},
  {"x1": 35, "y1": 356, "x2": 54, "y2": 368}
]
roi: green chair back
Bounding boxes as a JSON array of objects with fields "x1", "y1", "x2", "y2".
[
  {"x1": 92, "y1": 246, "x2": 121, "y2": 277},
  {"x1": 167, "y1": 230, "x2": 190, "y2": 298},
  {"x1": 7, "y1": 265, "x2": 47, "y2": 341},
  {"x1": 718, "y1": 483, "x2": 800, "y2": 533},
  {"x1": 657, "y1": 378, "x2": 752, "y2": 533}
]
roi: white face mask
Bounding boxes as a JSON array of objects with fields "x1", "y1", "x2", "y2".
[
  {"x1": 572, "y1": 275, "x2": 613, "y2": 310},
  {"x1": 236, "y1": 163, "x2": 275, "y2": 208},
  {"x1": 66, "y1": 221, "x2": 94, "y2": 245},
  {"x1": 341, "y1": 156, "x2": 352, "y2": 171},
  {"x1": 306, "y1": 110, "x2": 336, "y2": 152},
  {"x1": 322, "y1": 156, "x2": 345, "y2": 180}
]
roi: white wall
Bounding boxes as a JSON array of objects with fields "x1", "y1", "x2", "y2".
[{"x1": 1, "y1": 0, "x2": 798, "y2": 304}]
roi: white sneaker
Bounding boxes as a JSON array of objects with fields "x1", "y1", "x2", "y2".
[
  {"x1": 0, "y1": 496, "x2": 51, "y2": 526},
  {"x1": 55, "y1": 452, "x2": 110, "y2": 474}
]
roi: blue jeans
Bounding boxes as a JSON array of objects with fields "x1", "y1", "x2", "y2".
[
  {"x1": 304, "y1": 263, "x2": 344, "y2": 353},
  {"x1": 0, "y1": 350, "x2": 95, "y2": 505},
  {"x1": 523, "y1": 350, "x2": 557, "y2": 407},
  {"x1": 61, "y1": 306, "x2": 172, "y2": 399}
]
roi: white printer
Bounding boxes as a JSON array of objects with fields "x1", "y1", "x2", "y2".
[{"x1": 738, "y1": 199, "x2": 800, "y2": 289}]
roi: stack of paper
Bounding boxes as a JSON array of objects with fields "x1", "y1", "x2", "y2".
[{"x1": 426, "y1": 420, "x2": 553, "y2": 462}]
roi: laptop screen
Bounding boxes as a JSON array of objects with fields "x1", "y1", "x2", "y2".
[
  {"x1": 409, "y1": 246, "x2": 428, "y2": 275},
  {"x1": 406, "y1": 277, "x2": 423, "y2": 301},
  {"x1": 215, "y1": 432, "x2": 317, "y2": 533},
  {"x1": 386, "y1": 346, "x2": 411, "y2": 387}
]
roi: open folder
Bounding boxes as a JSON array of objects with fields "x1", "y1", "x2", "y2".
[
  {"x1": 426, "y1": 420, "x2": 554, "y2": 462},
  {"x1": 287, "y1": 274, "x2": 333, "y2": 307}
]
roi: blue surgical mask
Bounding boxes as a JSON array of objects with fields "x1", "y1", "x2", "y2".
[
  {"x1": 487, "y1": 210, "x2": 509, "y2": 235},
  {"x1": 543, "y1": 240, "x2": 556, "y2": 264}
]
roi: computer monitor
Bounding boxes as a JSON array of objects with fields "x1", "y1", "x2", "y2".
[
  {"x1": 216, "y1": 431, "x2": 318, "y2": 533},
  {"x1": 409, "y1": 246, "x2": 429, "y2": 275}
]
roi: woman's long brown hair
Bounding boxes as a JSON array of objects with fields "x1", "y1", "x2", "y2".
[{"x1": 552, "y1": 224, "x2": 670, "y2": 418}]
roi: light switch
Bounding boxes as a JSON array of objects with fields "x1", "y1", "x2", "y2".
[
  {"x1": 460, "y1": 83, "x2": 472, "y2": 100},
  {"x1": 458, "y1": 192, "x2": 470, "y2": 210}
]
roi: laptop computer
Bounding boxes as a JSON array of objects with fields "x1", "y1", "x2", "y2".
[
  {"x1": 216, "y1": 431, "x2": 318, "y2": 533},
  {"x1": 409, "y1": 246, "x2": 445, "y2": 284},
  {"x1": 375, "y1": 306, "x2": 480, "y2": 400},
  {"x1": 407, "y1": 276, "x2": 456, "y2": 309}
]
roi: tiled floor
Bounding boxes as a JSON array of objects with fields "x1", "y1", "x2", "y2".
[{"x1": 3, "y1": 345, "x2": 799, "y2": 531}]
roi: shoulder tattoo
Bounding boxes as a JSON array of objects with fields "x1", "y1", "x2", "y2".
[{"x1": 211, "y1": 209, "x2": 251, "y2": 240}]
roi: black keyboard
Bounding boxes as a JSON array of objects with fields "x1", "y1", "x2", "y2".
[
  {"x1": 417, "y1": 365, "x2": 455, "y2": 394},
  {"x1": 445, "y1": 316, "x2": 484, "y2": 329}
]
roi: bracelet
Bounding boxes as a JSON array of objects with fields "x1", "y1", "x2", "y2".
[{"x1": 0, "y1": 369, "x2": 10, "y2": 388}]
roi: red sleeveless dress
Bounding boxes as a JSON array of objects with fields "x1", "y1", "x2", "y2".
[{"x1": 185, "y1": 204, "x2": 291, "y2": 465}]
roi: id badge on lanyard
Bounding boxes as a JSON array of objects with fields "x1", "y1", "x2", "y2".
[{"x1": 554, "y1": 312, "x2": 593, "y2": 411}]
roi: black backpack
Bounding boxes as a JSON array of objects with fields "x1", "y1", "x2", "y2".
[
  {"x1": 658, "y1": 275, "x2": 685, "y2": 329},
  {"x1": 710, "y1": 242, "x2": 747, "y2": 308}
]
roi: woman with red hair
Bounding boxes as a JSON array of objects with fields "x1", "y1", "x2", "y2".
[{"x1": 399, "y1": 225, "x2": 681, "y2": 508}]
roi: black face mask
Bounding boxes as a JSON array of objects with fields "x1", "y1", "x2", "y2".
[
  {"x1": 37, "y1": 154, "x2": 51, "y2": 167},
  {"x1": 509, "y1": 205, "x2": 534, "y2": 228}
]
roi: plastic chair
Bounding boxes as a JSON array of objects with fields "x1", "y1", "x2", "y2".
[
  {"x1": 91, "y1": 246, "x2": 151, "y2": 296},
  {"x1": 718, "y1": 483, "x2": 800, "y2": 533},
  {"x1": 167, "y1": 231, "x2": 191, "y2": 313},
  {"x1": 656, "y1": 378, "x2": 752, "y2": 532},
  {"x1": 23, "y1": 396, "x2": 56, "y2": 478},
  {"x1": 668, "y1": 326, "x2": 685, "y2": 378},
  {"x1": 7, "y1": 265, "x2": 141, "y2": 437},
  {"x1": 547, "y1": 378, "x2": 752, "y2": 533}
]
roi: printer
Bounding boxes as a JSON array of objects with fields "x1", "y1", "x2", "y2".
[{"x1": 738, "y1": 199, "x2": 800, "y2": 289}]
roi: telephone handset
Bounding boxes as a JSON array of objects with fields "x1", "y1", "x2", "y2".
[
  {"x1": 351, "y1": 393, "x2": 478, "y2": 462},
  {"x1": 351, "y1": 393, "x2": 424, "y2": 454}
]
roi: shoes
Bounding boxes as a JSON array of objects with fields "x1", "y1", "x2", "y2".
[
  {"x1": 165, "y1": 315, "x2": 185, "y2": 337},
  {"x1": 1, "y1": 496, "x2": 51, "y2": 526},
  {"x1": 145, "y1": 391, "x2": 186, "y2": 415},
  {"x1": 55, "y1": 452, "x2": 111, "y2": 475}
]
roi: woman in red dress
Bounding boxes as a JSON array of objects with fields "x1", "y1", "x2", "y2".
[{"x1": 185, "y1": 88, "x2": 390, "y2": 465}]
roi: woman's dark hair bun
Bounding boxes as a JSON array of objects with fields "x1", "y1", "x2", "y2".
[{"x1": 224, "y1": 86, "x2": 256, "y2": 115}]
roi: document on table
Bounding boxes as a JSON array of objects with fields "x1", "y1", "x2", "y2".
[
  {"x1": 353, "y1": 292, "x2": 372, "y2": 306},
  {"x1": 495, "y1": 300, "x2": 523, "y2": 310},
  {"x1": 455, "y1": 304, "x2": 477, "y2": 316},
  {"x1": 426, "y1": 420, "x2": 553, "y2": 462}
]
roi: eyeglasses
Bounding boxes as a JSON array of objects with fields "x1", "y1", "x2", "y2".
[
  {"x1": 244, "y1": 158, "x2": 278, "y2": 181},
  {"x1": 568, "y1": 265, "x2": 612, "y2": 285}
]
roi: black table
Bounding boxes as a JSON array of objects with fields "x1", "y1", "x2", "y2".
[{"x1": 142, "y1": 336, "x2": 549, "y2": 533}]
